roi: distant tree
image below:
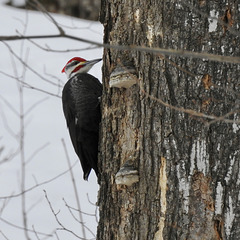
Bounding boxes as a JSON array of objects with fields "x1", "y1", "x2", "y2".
[
  {"x1": 53, "y1": 0, "x2": 101, "y2": 20},
  {"x1": 40, "y1": 0, "x2": 101, "y2": 20},
  {"x1": 97, "y1": 0, "x2": 240, "y2": 239},
  {"x1": 7, "y1": 0, "x2": 101, "y2": 20}
]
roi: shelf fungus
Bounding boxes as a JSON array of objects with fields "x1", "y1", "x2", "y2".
[
  {"x1": 115, "y1": 161, "x2": 139, "y2": 186},
  {"x1": 109, "y1": 64, "x2": 137, "y2": 88}
]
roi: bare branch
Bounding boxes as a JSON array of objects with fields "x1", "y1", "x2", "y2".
[
  {"x1": 28, "y1": 37, "x2": 100, "y2": 53},
  {"x1": 0, "y1": 95, "x2": 19, "y2": 117},
  {"x1": 0, "y1": 231, "x2": 10, "y2": 240},
  {"x1": 112, "y1": 62, "x2": 240, "y2": 125},
  {"x1": 141, "y1": 86, "x2": 240, "y2": 125},
  {"x1": 44, "y1": 190, "x2": 88, "y2": 240},
  {"x1": 32, "y1": 225, "x2": 41, "y2": 240},
  {"x1": 14, "y1": 49, "x2": 31, "y2": 240},
  {"x1": 0, "y1": 107, "x2": 18, "y2": 139},
  {"x1": 2, "y1": 42, "x2": 60, "y2": 87},
  {"x1": 1, "y1": 0, "x2": 240, "y2": 67},
  {"x1": 205, "y1": 108, "x2": 240, "y2": 126},
  {"x1": 0, "y1": 197, "x2": 11, "y2": 216},
  {"x1": 2, "y1": 34, "x2": 240, "y2": 64},
  {"x1": 23, "y1": 84, "x2": 61, "y2": 98},
  {"x1": 0, "y1": 34, "x2": 61, "y2": 41},
  {"x1": 26, "y1": 142, "x2": 50, "y2": 165},
  {"x1": 43, "y1": 65, "x2": 64, "y2": 87},
  {"x1": 27, "y1": 0, "x2": 65, "y2": 35},
  {"x1": 0, "y1": 71, "x2": 61, "y2": 98},
  {"x1": 25, "y1": 97, "x2": 49, "y2": 116},
  {"x1": 27, "y1": 197, "x2": 43, "y2": 213},
  {"x1": 63, "y1": 200, "x2": 96, "y2": 217},
  {"x1": 61, "y1": 139, "x2": 87, "y2": 239},
  {"x1": 0, "y1": 160, "x2": 78, "y2": 200},
  {"x1": 63, "y1": 199, "x2": 96, "y2": 238},
  {"x1": 0, "y1": 140, "x2": 20, "y2": 165},
  {"x1": 0, "y1": 217, "x2": 53, "y2": 237}
]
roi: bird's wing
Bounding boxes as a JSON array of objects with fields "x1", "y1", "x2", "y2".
[
  {"x1": 62, "y1": 77, "x2": 101, "y2": 180},
  {"x1": 74, "y1": 74, "x2": 102, "y2": 132},
  {"x1": 62, "y1": 84, "x2": 93, "y2": 179},
  {"x1": 62, "y1": 74, "x2": 102, "y2": 180},
  {"x1": 62, "y1": 80, "x2": 79, "y2": 154}
]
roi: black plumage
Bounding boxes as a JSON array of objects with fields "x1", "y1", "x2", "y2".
[{"x1": 62, "y1": 73, "x2": 102, "y2": 180}]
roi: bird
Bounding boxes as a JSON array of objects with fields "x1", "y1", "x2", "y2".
[{"x1": 61, "y1": 57, "x2": 102, "y2": 180}]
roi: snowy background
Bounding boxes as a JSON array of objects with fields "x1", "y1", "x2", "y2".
[{"x1": 0, "y1": 0, "x2": 103, "y2": 239}]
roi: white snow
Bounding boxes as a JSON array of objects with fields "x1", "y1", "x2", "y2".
[{"x1": 0, "y1": 1, "x2": 103, "y2": 239}]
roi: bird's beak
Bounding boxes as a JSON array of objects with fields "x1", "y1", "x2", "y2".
[{"x1": 84, "y1": 58, "x2": 102, "y2": 67}]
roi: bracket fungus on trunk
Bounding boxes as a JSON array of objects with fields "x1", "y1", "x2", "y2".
[
  {"x1": 109, "y1": 64, "x2": 137, "y2": 89},
  {"x1": 115, "y1": 160, "x2": 139, "y2": 187}
]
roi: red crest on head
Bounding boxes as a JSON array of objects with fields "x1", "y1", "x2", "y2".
[{"x1": 61, "y1": 57, "x2": 86, "y2": 73}]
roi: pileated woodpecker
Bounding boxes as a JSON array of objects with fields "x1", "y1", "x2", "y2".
[{"x1": 61, "y1": 57, "x2": 102, "y2": 180}]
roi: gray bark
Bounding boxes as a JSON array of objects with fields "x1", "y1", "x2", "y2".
[{"x1": 98, "y1": 0, "x2": 240, "y2": 239}]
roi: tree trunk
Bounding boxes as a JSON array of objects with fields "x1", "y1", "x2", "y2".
[{"x1": 98, "y1": 0, "x2": 240, "y2": 239}]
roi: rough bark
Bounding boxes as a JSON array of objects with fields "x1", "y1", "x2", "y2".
[{"x1": 98, "y1": 0, "x2": 240, "y2": 239}]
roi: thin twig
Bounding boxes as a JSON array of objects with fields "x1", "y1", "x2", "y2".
[
  {"x1": 22, "y1": 83, "x2": 61, "y2": 97},
  {"x1": 0, "y1": 71, "x2": 61, "y2": 97},
  {"x1": 26, "y1": 142, "x2": 50, "y2": 165},
  {"x1": 0, "y1": 144, "x2": 20, "y2": 166},
  {"x1": 0, "y1": 95, "x2": 19, "y2": 117},
  {"x1": 0, "y1": 197, "x2": 11, "y2": 216},
  {"x1": 28, "y1": 37, "x2": 99, "y2": 53},
  {"x1": 25, "y1": 97, "x2": 49, "y2": 116},
  {"x1": 32, "y1": 225, "x2": 41, "y2": 240},
  {"x1": 1, "y1": 34, "x2": 240, "y2": 64},
  {"x1": 141, "y1": 86, "x2": 240, "y2": 124},
  {"x1": 63, "y1": 200, "x2": 96, "y2": 217},
  {"x1": 0, "y1": 217, "x2": 53, "y2": 237},
  {"x1": 27, "y1": 197, "x2": 43, "y2": 213},
  {"x1": 0, "y1": 231, "x2": 10, "y2": 240},
  {"x1": 28, "y1": 0, "x2": 65, "y2": 35},
  {"x1": 44, "y1": 190, "x2": 87, "y2": 240},
  {"x1": 86, "y1": 194, "x2": 99, "y2": 224},
  {"x1": 17, "y1": 46, "x2": 30, "y2": 240},
  {"x1": 0, "y1": 160, "x2": 78, "y2": 199},
  {"x1": 61, "y1": 139, "x2": 87, "y2": 239},
  {"x1": 2, "y1": 42, "x2": 60, "y2": 87},
  {"x1": 63, "y1": 199, "x2": 96, "y2": 238},
  {"x1": 116, "y1": 61, "x2": 240, "y2": 125},
  {"x1": 0, "y1": 106, "x2": 19, "y2": 139}
]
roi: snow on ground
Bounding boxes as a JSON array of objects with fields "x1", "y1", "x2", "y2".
[{"x1": 0, "y1": 1, "x2": 103, "y2": 239}]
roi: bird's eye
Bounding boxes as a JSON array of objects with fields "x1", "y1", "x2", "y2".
[
  {"x1": 66, "y1": 61, "x2": 79, "y2": 69},
  {"x1": 70, "y1": 60, "x2": 78, "y2": 65}
]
